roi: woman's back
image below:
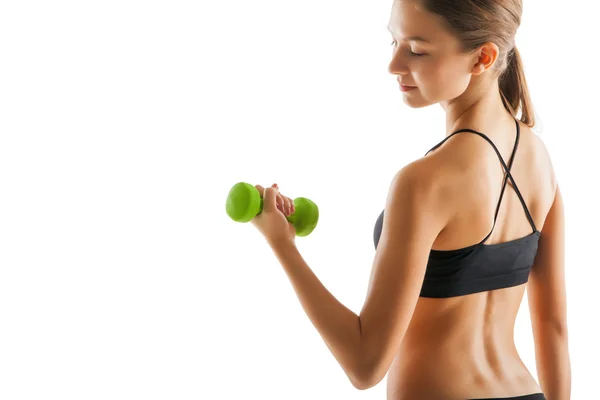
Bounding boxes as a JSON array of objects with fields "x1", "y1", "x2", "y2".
[{"x1": 386, "y1": 118, "x2": 561, "y2": 399}]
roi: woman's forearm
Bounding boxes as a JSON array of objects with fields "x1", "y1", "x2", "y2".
[
  {"x1": 534, "y1": 329, "x2": 571, "y2": 400},
  {"x1": 269, "y1": 240, "x2": 364, "y2": 386}
]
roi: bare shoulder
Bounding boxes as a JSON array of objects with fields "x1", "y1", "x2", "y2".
[
  {"x1": 531, "y1": 129, "x2": 558, "y2": 187},
  {"x1": 400, "y1": 155, "x2": 458, "y2": 225},
  {"x1": 527, "y1": 128, "x2": 559, "y2": 227}
]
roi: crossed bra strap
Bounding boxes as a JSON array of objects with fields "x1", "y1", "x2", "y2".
[{"x1": 424, "y1": 118, "x2": 538, "y2": 234}]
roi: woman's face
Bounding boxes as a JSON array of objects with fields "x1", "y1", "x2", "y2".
[{"x1": 388, "y1": 0, "x2": 477, "y2": 109}]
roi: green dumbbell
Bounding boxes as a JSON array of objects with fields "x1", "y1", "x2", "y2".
[{"x1": 225, "y1": 182, "x2": 319, "y2": 237}]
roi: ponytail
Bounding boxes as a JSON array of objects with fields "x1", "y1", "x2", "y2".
[{"x1": 499, "y1": 45, "x2": 536, "y2": 128}]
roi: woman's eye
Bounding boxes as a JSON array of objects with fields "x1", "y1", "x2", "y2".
[{"x1": 390, "y1": 40, "x2": 425, "y2": 57}]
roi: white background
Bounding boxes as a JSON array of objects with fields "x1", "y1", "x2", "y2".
[{"x1": 1, "y1": 1, "x2": 598, "y2": 399}]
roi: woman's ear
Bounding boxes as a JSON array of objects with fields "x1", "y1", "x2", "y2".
[{"x1": 472, "y1": 42, "x2": 499, "y2": 75}]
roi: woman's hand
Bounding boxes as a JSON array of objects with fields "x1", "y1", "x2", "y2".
[{"x1": 251, "y1": 183, "x2": 297, "y2": 247}]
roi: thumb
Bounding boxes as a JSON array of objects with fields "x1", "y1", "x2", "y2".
[{"x1": 263, "y1": 186, "x2": 279, "y2": 212}]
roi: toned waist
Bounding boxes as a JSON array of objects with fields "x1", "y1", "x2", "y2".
[{"x1": 387, "y1": 340, "x2": 537, "y2": 398}]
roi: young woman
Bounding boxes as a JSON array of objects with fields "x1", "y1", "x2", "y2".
[{"x1": 251, "y1": 1, "x2": 570, "y2": 399}]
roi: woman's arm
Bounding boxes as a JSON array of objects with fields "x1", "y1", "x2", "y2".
[
  {"x1": 527, "y1": 182, "x2": 571, "y2": 400},
  {"x1": 270, "y1": 242, "x2": 364, "y2": 387},
  {"x1": 269, "y1": 162, "x2": 447, "y2": 390}
]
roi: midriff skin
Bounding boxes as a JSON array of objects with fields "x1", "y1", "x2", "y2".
[{"x1": 387, "y1": 284, "x2": 543, "y2": 400}]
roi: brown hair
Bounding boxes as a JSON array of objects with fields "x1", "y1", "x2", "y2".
[{"x1": 419, "y1": 0, "x2": 536, "y2": 128}]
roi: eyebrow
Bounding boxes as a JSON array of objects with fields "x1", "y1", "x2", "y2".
[{"x1": 387, "y1": 26, "x2": 431, "y2": 43}]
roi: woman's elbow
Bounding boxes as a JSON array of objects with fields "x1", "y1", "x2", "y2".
[
  {"x1": 350, "y1": 375, "x2": 373, "y2": 391},
  {"x1": 349, "y1": 365, "x2": 382, "y2": 391}
]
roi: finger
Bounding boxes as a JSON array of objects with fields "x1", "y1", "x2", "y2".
[
  {"x1": 274, "y1": 189, "x2": 291, "y2": 215},
  {"x1": 285, "y1": 196, "x2": 295, "y2": 214},
  {"x1": 263, "y1": 187, "x2": 279, "y2": 212},
  {"x1": 271, "y1": 184, "x2": 287, "y2": 213},
  {"x1": 276, "y1": 194, "x2": 285, "y2": 213},
  {"x1": 274, "y1": 191, "x2": 288, "y2": 214},
  {"x1": 254, "y1": 184, "x2": 265, "y2": 197},
  {"x1": 278, "y1": 195, "x2": 291, "y2": 215}
]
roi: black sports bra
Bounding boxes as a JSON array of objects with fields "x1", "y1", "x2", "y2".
[{"x1": 373, "y1": 118, "x2": 541, "y2": 298}]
